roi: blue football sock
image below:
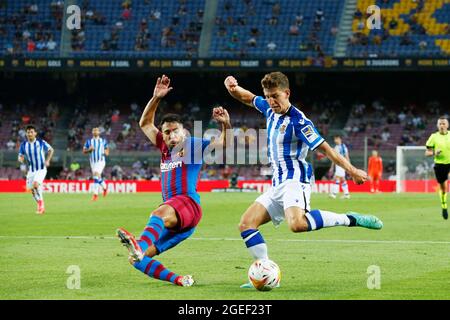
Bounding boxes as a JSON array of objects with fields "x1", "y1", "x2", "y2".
[
  {"x1": 241, "y1": 229, "x2": 268, "y2": 260},
  {"x1": 137, "y1": 215, "x2": 165, "y2": 252},
  {"x1": 305, "y1": 209, "x2": 351, "y2": 231},
  {"x1": 134, "y1": 256, "x2": 181, "y2": 285}
]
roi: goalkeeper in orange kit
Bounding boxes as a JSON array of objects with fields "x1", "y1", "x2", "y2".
[{"x1": 368, "y1": 150, "x2": 383, "y2": 193}]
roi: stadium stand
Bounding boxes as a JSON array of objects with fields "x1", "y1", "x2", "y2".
[
  {"x1": 349, "y1": 0, "x2": 450, "y2": 57},
  {"x1": 2, "y1": 0, "x2": 449, "y2": 58},
  {"x1": 71, "y1": 0, "x2": 205, "y2": 58},
  {"x1": 210, "y1": 0, "x2": 344, "y2": 58},
  {"x1": 0, "y1": 0, "x2": 62, "y2": 57}
]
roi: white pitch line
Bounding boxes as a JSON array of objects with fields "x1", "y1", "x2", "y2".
[{"x1": 0, "y1": 235, "x2": 449, "y2": 245}]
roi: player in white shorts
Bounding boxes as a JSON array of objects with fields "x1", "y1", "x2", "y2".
[
  {"x1": 224, "y1": 72, "x2": 383, "y2": 289},
  {"x1": 18, "y1": 125, "x2": 54, "y2": 214},
  {"x1": 83, "y1": 127, "x2": 109, "y2": 201},
  {"x1": 330, "y1": 135, "x2": 351, "y2": 199}
]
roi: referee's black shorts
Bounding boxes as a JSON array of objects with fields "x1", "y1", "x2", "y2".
[{"x1": 434, "y1": 163, "x2": 450, "y2": 184}]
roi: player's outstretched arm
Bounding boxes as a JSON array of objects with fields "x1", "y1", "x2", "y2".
[
  {"x1": 139, "y1": 75, "x2": 173, "y2": 145},
  {"x1": 318, "y1": 141, "x2": 367, "y2": 185},
  {"x1": 211, "y1": 106, "x2": 232, "y2": 147},
  {"x1": 224, "y1": 76, "x2": 256, "y2": 108}
]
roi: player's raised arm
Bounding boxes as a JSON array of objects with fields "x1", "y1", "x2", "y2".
[
  {"x1": 224, "y1": 76, "x2": 256, "y2": 107},
  {"x1": 318, "y1": 141, "x2": 368, "y2": 185},
  {"x1": 211, "y1": 106, "x2": 232, "y2": 147},
  {"x1": 139, "y1": 75, "x2": 173, "y2": 145}
]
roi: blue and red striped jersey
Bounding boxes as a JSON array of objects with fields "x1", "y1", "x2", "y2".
[{"x1": 156, "y1": 132, "x2": 210, "y2": 205}]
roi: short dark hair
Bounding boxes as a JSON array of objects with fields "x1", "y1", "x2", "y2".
[
  {"x1": 438, "y1": 116, "x2": 449, "y2": 121},
  {"x1": 334, "y1": 134, "x2": 342, "y2": 139},
  {"x1": 25, "y1": 125, "x2": 37, "y2": 132},
  {"x1": 159, "y1": 113, "x2": 182, "y2": 127}
]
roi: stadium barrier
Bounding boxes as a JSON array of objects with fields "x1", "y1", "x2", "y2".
[
  {"x1": 0, "y1": 180, "x2": 443, "y2": 193},
  {"x1": 1, "y1": 58, "x2": 450, "y2": 72}
]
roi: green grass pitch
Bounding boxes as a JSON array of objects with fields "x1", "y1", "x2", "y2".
[{"x1": 0, "y1": 192, "x2": 449, "y2": 300}]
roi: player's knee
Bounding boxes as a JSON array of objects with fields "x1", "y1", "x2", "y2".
[
  {"x1": 151, "y1": 210, "x2": 165, "y2": 219},
  {"x1": 144, "y1": 246, "x2": 157, "y2": 258},
  {"x1": 288, "y1": 221, "x2": 308, "y2": 233},
  {"x1": 238, "y1": 215, "x2": 255, "y2": 232},
  {"x1": 32, "y1": 182, "x2": 39, "y2": 189}
]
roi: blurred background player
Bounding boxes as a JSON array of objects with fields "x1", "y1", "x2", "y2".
[
  {"x1": 368, "y1": 150, "x2": 383, "y2": 193},
  {"x1": 425, "y1": 116, "x2": 450, "y2": 220},
  {"x1": 83, "y1": 127, "x2": 109, "y2": 201},
  {"x1": 329, "y1": 135, "x2": 351, "y2": 199},
  {"x1": 18, "y1": 125, "x2": 54, "y2": 214},
  {"x1": 116, "y1": 75, "x2": 231, "y2": 287},
  {"x1": 224, "y1": 72, "x2": 383, "y2": 289}
]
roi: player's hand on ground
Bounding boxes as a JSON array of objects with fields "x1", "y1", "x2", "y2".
[
  {"x1": 224, "y1": 76, "x2": 238, "y2": 92},
  {"x1": 153, "y1": 74, "x2": 173, "y2": 98},
  {"x1": 351, "y1": 168, "x2": 368, "y2": 185},
  {"x1": 212, "y1": 106, "x2": 230, "y2": 124}
]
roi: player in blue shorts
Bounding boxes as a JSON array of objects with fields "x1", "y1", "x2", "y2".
[
  {"x1": 224, "y1": 72, "x2": 383, "y2": 288},
  {"x1": 117, "y1": 75, "x2": 231, "y2": 287}
]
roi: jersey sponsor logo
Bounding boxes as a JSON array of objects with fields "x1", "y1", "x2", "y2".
[
  {"x1": 160, "y1": 161, "x2": 183, "y2": 172},
  {"x1": 301, "y1": 125, "x2": 318, "y2": 143}
]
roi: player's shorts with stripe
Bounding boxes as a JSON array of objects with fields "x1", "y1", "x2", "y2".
[
  {"x1": 434, "y1": 163, "x2": 450, "y2": 184},
  {"x1": 162, "y1": 194, "x2": 202, "y2": 231},
  {"x1": 334, "y1": 165, "x2": 346, "y2": 178},
  {"x1": 90, "y1": 160, "x2": 105, "y2": 175},
  {"x1": 26, "y1": 168, "x2": 47, "y2": 189},
  {"x1": 255, "y1": 180, "x2": 311, "y2": 226}
]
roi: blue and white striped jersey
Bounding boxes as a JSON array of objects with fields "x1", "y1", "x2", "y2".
[
  {"x1": 253, "y1": 96, "x2": 324, "y2": 186},
  {"x1": 18, "y1": 139, "x2": 53, "y2": 172},
  {"x1": 84, "y1": 137, "x2": 108, "y2": 164},
  {"x1": 334, "y1": 143, "x2": 349, "y2": 158}
]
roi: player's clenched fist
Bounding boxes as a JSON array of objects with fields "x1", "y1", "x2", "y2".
[
  {"x1": 224, "y1": 76, "x2": 238, "y2": 92},
  {"x1": 212, "y1": 106, "x2": 230, "y2": 124}
]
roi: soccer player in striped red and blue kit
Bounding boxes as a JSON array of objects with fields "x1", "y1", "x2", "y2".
[
  {"x1": 225, "y1": 72, "x2": 384, "y2": 288},
  {"x1": 117, "y1": 75, "x2": 231, "y2": 287},
  {"x1": 83, "y1": 127, "x2": 109, "y2": 201},
  {"x1": 18, "y1": 125, "x2": 54, "y2": 214}
]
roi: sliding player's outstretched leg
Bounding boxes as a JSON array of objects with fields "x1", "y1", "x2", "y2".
[
  {"x1": 133, "y1": 256, "x2": 194, "y2": 287},
  {"x1": 117, "y1": 201, "x2": 201, "y2": 287},
  {"x1": 117, "y1": 226, "x2": 195, "y2": 287}
]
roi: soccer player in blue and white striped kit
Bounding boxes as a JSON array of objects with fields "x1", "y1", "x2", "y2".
[
  {"x1": 83, "y1": 127, "x2": 109, "y2": 201},
  {"x1": 225, "y1": 72, "x2": 383, "y2": 288},
  {"x1": 330, "y1": 135, "x2": 351, "y2": 199},
  {"x1": 18, "y1": 125, "x2": 54, "y2": 214}
]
